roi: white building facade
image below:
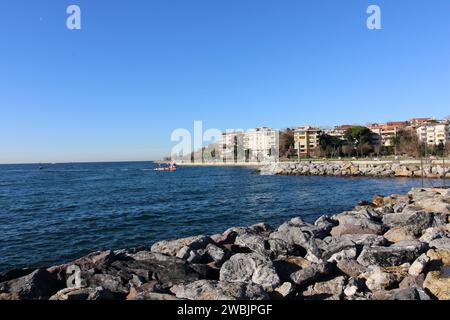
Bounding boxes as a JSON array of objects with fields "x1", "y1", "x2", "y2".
[
  {"x1": 416, "y1": 124, "x2": 450, "y2": 146},
  {"x1": 243, "y1": 127, "x2": 279, "y2": 162}
]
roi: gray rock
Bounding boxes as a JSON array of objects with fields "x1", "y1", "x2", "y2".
[
  {"x1": 172, "y1": 280, "x2": 268, "y2": 300},
  {"x1": 382, "y1": 211, "x2": 433, "y2": 234},
  {"x1": 151, "y1": 235, "x2": 212, "y2": 256},
  {"x1": 130, "y1": 292, "x2": 180, "y2": 300},
  {"x1": 104, "y1": 252, "x2": 205, "y2": 285},
  {"x1": 86, "y1": 274, "x2": 128, "y2": 294},
  {"x1": 235, "y1": 233, "x2": 300, "y2": 258},
  {"x1": 320, "y1": 234, "x2": 386, "y2": 261},
  {"x1": 327, "y1": 247, "x2": 358, "y2": 263},
  {"x1": 357, "y1": 241, "x2": 428, "y2": 267},
  {"x1": 270, "y1": 220, "x2": 322, "y2": 261},
  {"x1": 205, "y1": 244, "x2": 226, "y2": 263},
  {"x1": 372, "y1": 286, "x2": 432, "y2": 300},
  {"x1": 290, "y1": 262, "x2": 333, "y2": 287},
  {"x1": 314, "y1": 215, "x2": 338, "y2": 235},
  {"x1": 428, "y1": 237, "x2": 450, "y2": 250},
  {"x1": 219, "y1": 253, "x2": 280, "y2": 291}
]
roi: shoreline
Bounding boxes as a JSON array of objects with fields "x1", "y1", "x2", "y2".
[{"x1": 1, "y1": 187, "x2": 449, "y2": 300}]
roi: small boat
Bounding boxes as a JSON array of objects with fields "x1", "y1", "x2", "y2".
[
  {"x1": 154, "y1": 167, "x2": 177, "y2": 172},
  {"x1": 153, "y1": 162, "x2": 177, "y2": 172}
]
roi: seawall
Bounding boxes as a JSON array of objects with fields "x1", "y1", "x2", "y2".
[{"x1": 259, "y1": 161, "x2": 450, "y2": 179}]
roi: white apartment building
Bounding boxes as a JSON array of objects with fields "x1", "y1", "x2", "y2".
[
  {"x1": 416, "y1": 124, "x2": 450, "y2": 146},
  {"x1": 220, "y1": 131, "x2": 244, "y2": 161},
  {"x1": 243, "y1": 127, "x2": 278, "y2": 162}
]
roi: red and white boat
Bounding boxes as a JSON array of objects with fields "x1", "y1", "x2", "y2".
[{"x1": 154, "y1": 162, "x2": 177, "y2": 171}]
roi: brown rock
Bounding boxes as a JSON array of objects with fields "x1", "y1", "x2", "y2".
[
  {"x1": 423, "y1": 270, "x2": 450, "y2": 300},
  {"x1": 384, "y1": 226, "x2": 417, "y2": 243},
  {"x1": 302, "y1": 276, "x2": 346, "y2": 300},
  {"x1": 373, "y1": 195, "x2": 385, "y2": 207},
  {"x1": 423, "y1": 248, "x2": 450, "y2": 300},
  {"x1": 336, "y1": 259, "x2": 367, "y2": 278}
]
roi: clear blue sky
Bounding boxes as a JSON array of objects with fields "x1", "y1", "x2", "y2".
[{"x1": 1, "y1": 0, "x2": 449, "y2": 163}]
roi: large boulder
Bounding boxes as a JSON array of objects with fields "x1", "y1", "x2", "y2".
[
  {"x1": 428, "y1": 238, "x2": 450, "y2": 250},
  {"x1": 383, "y1": 226, "x2": 418, "y2": 242},
  {"x1": 219, "y1": 253, "x2": 280, "y2": 291},
  {"x1": 372, "y1": 286, "x2": 432, "y2": 300},
  {"x1": 273, "y1": 256, "x2": 312, "y2": 282},
  {"x1": 105, "y1": 251, "x2": 207, "y2": 285},
  {"x1": 290, "y1": 262, "x2": 333, "y2": 287},
  {"x1": 382, "y1": 211, "x2": 433, "y2": 235},
  {"x1": 331, "y1": 211, "x2": 386, "y2": 236},
  {"x1": 357, "y1": 241, "x2": 428, "y2": 267},
  {"x1": 408, "y1": 253, "x2": 430, "y2": 276},
  {"x1": 336, "y1": 259, "x2": 367, "y2": 278},
  {"x1": 414, "y1": 197, "x2": 450, "y2": 214},
  {"x1": 151, "y1": 235, "x2": 212, "y2": 256},
  {"x1": 361, "y1": 266, "x2": 406, "y2": 291},
  {"x1": 423, "y1": 249, "x2": 450, "y2": 300},
  {"x1": 235, "y1": 233, "x2": 301, "y2": 258},
  {"x1": 301, "y1": 276, "x2": 346, "y2": 300},
  {"x1": 171, "y1": 280, "x2": 268, "y2": 300},
  {"x1": 270, "y1": 219, "x2": 322, "y2": 262},
  {"x1": 0, "y1": 269, "x2": 60, "y2": 300}
]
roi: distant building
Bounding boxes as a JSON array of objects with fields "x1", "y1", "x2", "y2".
[
  {"x1": 220, "y1": 131, "x2": 244, "y2": 161},
  {"x1": 294, "y1": 126, "x2": 322, "y2": 158},
  {"x1": 324, "y1": 125, "x2": 354, "y2": 140},
  {"x1": 416, "y1": 123, "x2": 450, "y2": 146},
  {"x1": 408, "y1": 118, "x2": 437, "y2": 130},
  {"x1": 243, "y1": 127, "x2": 278, "y2": 162},
  {"x1": 220, "y1": 128, "x2": 278, "y2": 162},
  {"x1": 368, "y1": 121, "x2": 408, "y2": 147}
]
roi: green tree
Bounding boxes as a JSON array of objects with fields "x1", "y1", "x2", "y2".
[
  {"x1": 390, "y1": 129, "x2": 421, "y2": 158},
  {"x1": 279, "y1": 129, "x2": 295, "y2": 159},
  {"x1": 343, "y1": 126, "x2": 375, "y2": 157},
  {"x1": 318, "y1": 134, "x2": 343, "y2": 158}
]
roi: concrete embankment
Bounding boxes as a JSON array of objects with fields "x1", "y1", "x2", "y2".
[{"x1": 0, "y1": 188, "x2": 449, "y2": 300}]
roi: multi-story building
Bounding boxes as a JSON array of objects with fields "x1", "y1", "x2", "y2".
[
  {"x1": 408, "y1": 118, "x2": 437, "y2": 130},
  {"x1": 243, "y1": 127, "x2": 278, "y2": 162},
  {"x1": 220, "y1": 131, "x2": 244, "y2": 161},
  {"x1": 368, "y1": 121, "x2": 408, "y2": 147},
  {"x1": 324, "y1": 125, "x2": 354, "y2": 140},
  {"x1": 416, "y1": 124, "x2": 450, "y2": 146},
  {"x1": 294, "y1": 126, "x2": 322, "y2": 158}
]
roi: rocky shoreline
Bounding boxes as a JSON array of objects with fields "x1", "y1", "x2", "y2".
[
  {"x1": 1, "y1": 187, "x2": 449, "y2": 301},
  {"x1": 259, "y1": 161, "x2": 449, "y2": 179}
]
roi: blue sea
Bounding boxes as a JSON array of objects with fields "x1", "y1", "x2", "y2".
[{"x1": 0, "y1": 162, "x2": 439, "y2": 271}]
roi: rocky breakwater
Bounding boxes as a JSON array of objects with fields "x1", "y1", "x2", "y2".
[
  {"x1": 1, "y1": 188, "x2": 449, "y2": 301},
  {"x1": 259, "y1": 161, "x2": 450, "y2": 178}
]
